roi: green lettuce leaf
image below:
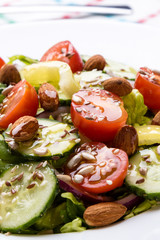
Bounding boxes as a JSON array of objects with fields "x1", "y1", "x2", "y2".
[
  {"x1": 60, "y1": 218, "x2": 86, "y2": 233},
  {"x1": 8, "y1": 55, "x2": 38, "y2": 65},
  {"x1": 124, "y1": 199, "x2": 156, "y2": 219},
  {"x1": 122, "y1": 89, "x2": 150, "y2": 125},
  {"x1": 61, "y1": 192, "x2": 85, "y2": 220}
]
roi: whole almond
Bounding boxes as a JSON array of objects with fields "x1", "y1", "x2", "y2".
[
  {"x1": 0, "y1": 64, "x2": 21, "y2": 86},
  {"x1": 103, "y1": 77, "x2": 132, "y2": 96},
  {"x1": 152, "y1": 111, "x2": 160, "y2": 125},
  {"x1": 10, "y1": 116, "x2": 39, "y2": 142},
  {"x1": 113, "y1": 125, "x2": 138, "y2": 156},
  {"x1": 83, "y1": 202, "x2": 127, "y2": 227},
  {"x1": 38, "y1": 83, "x2": 59, "y2": 111},
  {"x1": 83, "y1": 55, "x2": 106, "y2": 71}
]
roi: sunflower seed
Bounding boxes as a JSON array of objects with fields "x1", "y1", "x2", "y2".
[
  {"x1": 56, "y1": 174, "x2": 71, "y2": 182},
  {"x1": 67, "y1": 153, "x2": 82, "y2": 169},
  {"x1": 73, "y1": 174, "x2": 84, "y2": 184},
  {"x1": 77, "y1": 165, "x2": 94, "y2": 176},
  {"x1": 81, "y1": 151, "x2": 96, "y2": 160}
]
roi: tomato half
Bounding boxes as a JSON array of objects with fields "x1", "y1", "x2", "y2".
[
  {"x1": 65, "y1": 142, "x2": 129, "y2": 194},
  {"x1": 71, "y1": 88, "x2": 128, "y2": 142},
  {"x1": 135, "y1": 67, "x2": 160, "y2": 110},
  {"x1": 0, "y1": 80, "x2": 39, "y2": 129},
  {"x1": 0, "y1": 57, "x2": 5, "y2": 69},
  {"x1": 40, "y1": 40, "x2": 83, "y2": 73}
]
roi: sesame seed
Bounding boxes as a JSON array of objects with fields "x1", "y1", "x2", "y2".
[
  {"x1": 106, "y1": 180, "x2": 113, "y2": 185},
  {"x1": 42, "y1": 161, "x2": 48, "y2": 168},
  {"x1": 113, "y1": 149, "x2": 120, "y2": 154},
  {"x1": 72, "y1": 95, "x2": 83, "y2": 104},
  {"x1": 74, "y1": 138, "x2": 81, "y2": 144},
  {"x1": 76, "y1": 107, "x2": 82, "y2": 113},
  {"x1": 99, "y1": 161, "x2": 106, "y2": 167},
  {"x1": 11, "y1": 189, "x2": 17, "y2": 194}
]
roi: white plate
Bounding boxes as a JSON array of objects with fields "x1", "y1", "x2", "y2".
[{"x1": 0, "y1": 19, "x2": 160, "y2": 240}]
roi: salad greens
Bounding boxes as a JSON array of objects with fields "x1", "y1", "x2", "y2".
[{"x1": 122, "y1": 89, "x2": 150, "y2": 125}]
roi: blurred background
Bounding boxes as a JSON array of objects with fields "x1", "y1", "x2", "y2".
[{"x1": 0, "y1": 0, "x2": 160, "y2": 26}]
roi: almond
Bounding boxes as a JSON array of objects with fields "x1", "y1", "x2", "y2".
[
  {"x1": 113, "y1": 125, "x2": 138, "y2": 156},
  {"x1": 103, "y1": 77, "x2": 132, "y2": 96},
  {"x1": 10, "y1": 116, "x2": 39, "y2": 142},
  {"x1": 152, "y1": 111, "x2": 160, "y2": 125},
  {"x1": 83, "y1": 55, "x2": 106, "y2": 71},
  {"x1": 0, "y1": 64, "x2": 21, "y2": 86},
  {"x1": 38, "y1": 83, "x2": 59, "y2": 111},
  {"x1": 83, "y1": 202, "x2": 127, "y2": 227}
]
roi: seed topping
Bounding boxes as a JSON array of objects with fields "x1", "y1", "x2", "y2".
[
  {"x1": 136, "y1": 178, "x2": 145, "y2": 184},
  {"x1": 27, "y1": 182, "x2": 36, "y2": 189},
  {"x1": 67, "y1": 153, "x2": 82, "y2": 169},
  {"x1": 73, "y1": 174, "x2": 84, "y2": 184},
  {"x1": 81, "y1": 151, "x2": 96, "y2": 161},
  {"x1": 77, "y1": 165, "x2": 94, "y2": 176},
  {"x1": 11, "y1": 189, "x2": 17, "y2": 194},
  {"x1": 5, "y1": 181, "x2": 11, "y2": 187},
  {"x1": 72, "y1": 95, "x2": 83, "y2": 104},
  {"x1": 139, "y1": 167, "x2": 148, "y2": 176},
  {"x1": 35, "y1": 162, "x2": 43, "y2": 169}
]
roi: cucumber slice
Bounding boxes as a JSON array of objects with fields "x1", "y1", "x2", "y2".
[
  {"x1": 0, "y1": 162, "x2": 57, "y2": 233},
  {"x1": 0, "y1": 159, "x2": 13, "y2": 175},
  {"x1": 74, "y1": 70, "x2": 110, "y2": 89},
  {"x1": 4, "y1": 119, "x2": 79, "y2": 160},
  {"x1": 126, "y1": 146, "x2": 160, "y2": 200}
]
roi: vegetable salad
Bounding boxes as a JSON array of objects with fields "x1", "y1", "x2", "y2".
[{"x1": 0, "y1": 40, "x2": 160, "y2": 235}]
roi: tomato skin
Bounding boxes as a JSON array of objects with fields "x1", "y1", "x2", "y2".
[
  {"x1": 65, "y1": 142, "x2": 129, "y2": 194},
  {"x1": 71, "y1": 89, "x2": 128, "y2": 143},
  {"x1": 0, "y1": 80, "x2": 38, "y2": 129},
  {"x1": 0, "y1": 57, "x2": 5, "y2": 69},
  {"x1": 40, "y1": 40, "x2": 83, "y2": 73},
  {"x1": 135, "y1": 67, "x2": 160, "y2": 110}
]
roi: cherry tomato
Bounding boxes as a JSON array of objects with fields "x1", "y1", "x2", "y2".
[
  {"x1": 135, "y1": 67, "x2": 160, "y2": 110},
  {"x1": 0, "y1": 57, "x2": 5, "y2": 69},
  {"x1": 0, "y1": 80, "x2": 39, "y2": 129},
  {"x1": 40, "y1": 40, "x2": 83, "y2": 73},
  {"x1": 65, "y1": 142, "x2": 129, "y2": 194},
  {"x1": 71, "y1": 88, "x2": 128, "y2": 142}
]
